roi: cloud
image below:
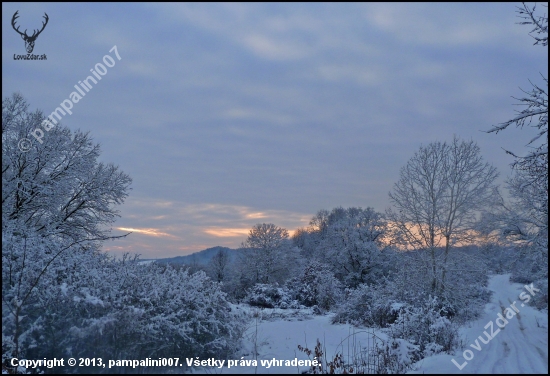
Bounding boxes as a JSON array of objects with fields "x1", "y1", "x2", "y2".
[
  {"x1": 151, "y1": 3, "x2": 390, "y2": 63},
  {"x1": 241, "y1": 34, "x2": 312, "y2": 61},
  {"x1": 315, "y1": 64, "x2": 386, "y2": 86},
  {"x1": 362, "y1": 3, "x2": 528, "y2": 48},
  {"x1": 116, "y1": 227, "x2": 176, "y2": 238},
  {"x1": 203, "y1": 228, "x2": 251, "y2": 237},
  {"x1": 3, "y1": 2, "x2": 544, "y2": 259},
  {"x1": 108, "y1": 197, "x2": 312, "y2": 257},
  {"x1": 222, "y1": 107, "x2": 296, "y2": 125}
]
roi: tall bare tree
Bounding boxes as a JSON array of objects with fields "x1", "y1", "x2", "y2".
[{"x1": 387, "y1": 136, "x2": 498, "y2": 293}]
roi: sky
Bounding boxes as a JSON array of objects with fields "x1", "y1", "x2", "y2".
[{"x1": 2, "y1": 3, "x2": 547, "y2": 259}]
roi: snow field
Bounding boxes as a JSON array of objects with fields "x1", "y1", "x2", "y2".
[
  {"x1": 193, "y1": 307, "x2": 385, "y2": 374},
  {"x1": 192, "y1": 274, "x2": 547, "y2": 374}
]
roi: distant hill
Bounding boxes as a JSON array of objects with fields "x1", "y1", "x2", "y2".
[{"x1": 148, "y1": 246, "x2": 241, "y2": 266}]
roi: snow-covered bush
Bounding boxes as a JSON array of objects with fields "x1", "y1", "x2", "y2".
[
  {"x1": 492, "y1": 215, "x2": 548, "y2": 312},
  {"x1": 4, "y1": 249, "x2": 247, "y2": 373},
  {"x1": 245, "y1": 283, "x2": 299, "y2": 309},
  {"x1": 117, "y1": 262, "x2": 247, "y2": 360},
  {"x1": 387, "y1": 296, "x2": 460, "y2": 357},
  {"x1": 390, "y1": 248, "x2": 491, "y2": 323},
  {"x1": 478, "y1": 243, "x2": 516, "y2": 274},
  {"x1": 298, "y1": 333, "x2": 420, "y2": 374},
  {"x1": 286, "y1": 261, "x2": 342, "y2": 310},
  {"x1": 528, "y1": 279, "x2": 548, "y2": 311},
  {"x1": 316, "y1": 208, "x2": 390, "y2": 288},
  {"x1": 373, "y1": 337, "x2": 420, "y2": 374},
  {"x1": 510, "y1": 244, "x2": 548, "y2": 285},
  {"x1": 332, "y1": 282, "x2": 403, "y2": 328}
]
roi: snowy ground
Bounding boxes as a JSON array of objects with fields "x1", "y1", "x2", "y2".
[
  {"x1": 410, "y1": 274, "x2": 548, "y2": 374},
  {"x1": 190, "y1": 306, "x2": 386, "y2": 374},
  {"x1": 192, "y1": 274, "x2": 547, "y2": 374}
]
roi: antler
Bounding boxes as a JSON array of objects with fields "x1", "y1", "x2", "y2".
[
  {"x1": 30, "y1": 13, "x2": 49, "y2": 39},
  {"x1": 11, "y1": 11, "x2": 49, "y2": 39},
  {"x1": 11, "y1": 11, "x2": 49, "y2": 53},
  {"x1": 11, "y1": 10, "x2": 26, "y2": 37}
]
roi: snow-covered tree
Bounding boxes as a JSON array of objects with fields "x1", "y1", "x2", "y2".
[
  {"x1": 2, "y1": 93, "x2": 132, "y2": 359},
  {"x1": 485, "y1": 3, "x2": 548, "y2": 292},
  {"x1": 2, "y1": 94, "x2": 249, "y2": 372},
  {"x1": 208, "y1": 247, "x2": 230, "y2": 283},
  {"x1": 484, "y1": 166, "x2": 548, "y2": 249},
  {"x1": 317, "y1": 207, "x2": 389, "y2": 288},
  {"x1": 2, "y1": 93, "x2": 132, "y2": 243},
  {"x1": 386, "y1": 136, "x2": 498, "y2": 294},
  {"x1": 291, "y1": 210, "x2": 330, "y2": 262},
  {"x1": 239, "y1": 223, "x2": 298, "y2": 286},
  {"x1": 286, "y1": 260, "x2": 342, "y2": 310},
  {"x1": 487, "y1": 2, "x2": 548, "y2": 189}
]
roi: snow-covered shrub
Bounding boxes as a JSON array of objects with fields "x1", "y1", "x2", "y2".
[
  {"x1": 6, "y1": 250, "x2": 247, "y2": 372},
  {"x1": 391, "y1": 248, "x2": 491, "y2": 323},
  {"x1": 109, "y1": 261, "x2": 247, "y2": 361},
  {"x1": 245, "y1": 283, "x2": 299, "y2": 309},
  {"x1": 332, "y1": 282, "x2": 403, "y2": 328},
  {"x1": 228, "y1": 242, "x2": 302, "y2": 303},
  {"x1": 331, "y1": 285, "x2": 370, "y2": 325},
  {"x1": 245, "y1": 283, "x2": 282, "y2": 308},
  {"x1": 298, "y1": 333, "x2": 419, "y2": 374},
  {"x1": 478, "y1": 243, "x2": 516, "y2": 274},
  {"x1": 448, "y1": 283, "x2": 492, "y2": 322},
  {"x1": 509, "y1": 245, "x2": 548, "y2": 311},
  {"x1": 127, "y1": 263, "x2": 247, "y2": 359},
  {"x1": 373, "y1": 337, "x2": 420, "y2": 374},
  {"x1": 299, "y1": 337, "x2": 377, "y2": 374},
  {"x1": 528, "y1": 278, "x2": 548, "y2": 311},
  {"x1": 286, "y1": 261, "x2": 342, "y2": 310},
  {"x1": 510, "y1": 244, "x2": 548, "y2": 283},
  {"x1": 315, "y1": 208, "x2": 390, "y2": 288},
  {"x1": 510, "y1": 260, "x2": 542, "y2": 285},
  {"x1": 387, "y1": 296, "x2": 460, "y2": 357}
]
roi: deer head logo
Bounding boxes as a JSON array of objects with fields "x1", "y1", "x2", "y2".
[{"x1": 11, "y1": 11, "x2": 49, "y2": 54}]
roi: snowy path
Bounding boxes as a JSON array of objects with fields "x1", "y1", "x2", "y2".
[{"x1": 411, "y1": 274, "x2": 548, "y2": 374}]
